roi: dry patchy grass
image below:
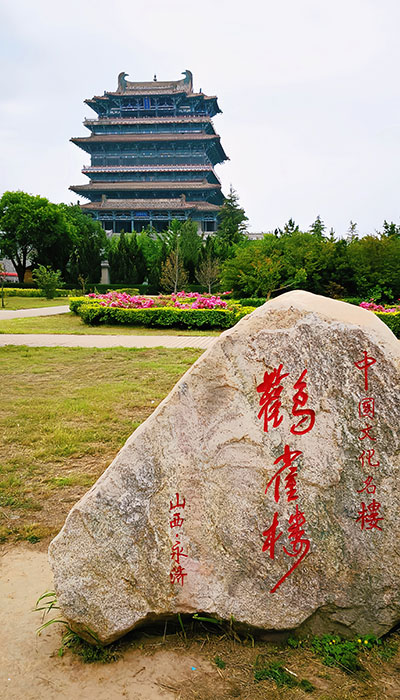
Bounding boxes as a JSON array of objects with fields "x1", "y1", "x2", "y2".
[
  {"x1": 49, "y1": 618, "x2": 400, "y2": 700},
  {"x1": 0, "y1": 312, "x2": 221, "y2": 336},
  {"x1": 0, "y1": 345, "x2": 202, "y2": 542}
]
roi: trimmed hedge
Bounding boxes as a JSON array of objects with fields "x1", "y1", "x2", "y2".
[
  {"x1": 72, "y1": 299, "x2": 255, "y2": 330},
  {"x1": 2, "y1": 287, "x2": 69, "y2": 297},
  {"x1": 375, "y1": 311, "x2": 400, "y2": 338},
  {"x1": 237, "y1": 297, "x2": 266, "y2": 307}
]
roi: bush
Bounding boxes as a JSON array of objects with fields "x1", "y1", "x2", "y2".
[
  {"x1": 69, "y1": 296, "x2": 87, "y2": 313},
  {"x1": 237, "y1": 297, "x2": 266, "y2": 307},
  {"x1": 341, "y1": 297, "x2": 365, "y2": 306},
  {"x1": 375, "y1": 311, "x2": 400, "y2": 337},
  {"x1": 76, "y1": 303, "x2": 251, "y2": 330},
  {"x1": 87, "y1": 283, "x2": 155, "y2": 295},
  {"x1": 32, "y1": 266, "x2": 64, "y2": 299},
  {"x1": 3, "y1": 287, "x2": 69, "y2": 297}
]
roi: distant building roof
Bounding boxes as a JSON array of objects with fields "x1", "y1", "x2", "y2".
[{"x1": 81, "y1": 198, "x2": 220, "y2": 211}]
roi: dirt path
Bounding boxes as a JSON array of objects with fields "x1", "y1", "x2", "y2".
[
  {"x1": 0, "y1": 546, "x2": 215, "y2": 700},
  {"x1": 1, "y1": 545, "x2": 399, "y2": 700}
]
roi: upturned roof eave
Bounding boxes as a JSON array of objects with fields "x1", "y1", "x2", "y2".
[{"x1": 79, "y1": 198, "x2": 221, "y2": 211}]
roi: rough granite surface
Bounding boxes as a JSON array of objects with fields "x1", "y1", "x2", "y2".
[{"x1": 49, "y1": 291, "x2": 400, "y2": 644}]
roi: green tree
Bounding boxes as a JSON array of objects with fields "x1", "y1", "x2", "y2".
[
  {"x1": 347, "y1": 234, "x2": 400, "y2": 300},
  {"x1": 215, "y1": 185, "x2": 248, "y2": 251},
  {"x1": 107, "y1": 231, "x2": 146, "y2": 284},
  {"x1": 381, "y1": 220, "x2": 400, "y2": 239},
  {"x1": 179, "y1": 219, "x2": 202, "y2": 282},
  {"x1": 0, "y1": 191, "x2": 70, "y2": 283},
  {"x1": 220, "y1": 239, "x2": 283, "y2": 297},
  {"x1": 309, "y1": 215, "x2": 326, "y2": 238},
  {"x1": 61, "y1": 205, "x2": 107, "y2": 285},
  {"x1": 32, "y1": 265, "x2": 64, "y2": 299},
  {"x1": 137, "y1": 228, "x2": 165, "y2": 288}
]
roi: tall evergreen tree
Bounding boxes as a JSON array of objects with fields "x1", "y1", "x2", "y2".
[
  {"x1": 309, "y1": 215, "x2": 326, "y2": 238},
  {"x1": 215, "y1": 185, "x2": 248, "y2": 248}
]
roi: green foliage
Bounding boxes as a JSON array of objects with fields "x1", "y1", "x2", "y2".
[
  {"x1": 214, "y1": 655, "x2": 226, "y2": 669},
  {"x1": 0, "y1": 190, "x2": 71, "y2": 283},
  {"x1": 34, "y1": 590, "x2": 120, "y2": 663},
  {"x1": 107, "y1": 231, "x2": 146, "y2": 285},
  {"x1": 60, "y1": 633, "x2": 121, "y2": 664},
  {"x1": 219, "y1": 228, "x2": 400, "y2": 301},
  {"x1": 69, "y1": 296, "x2": 88, "y2": 313},
  {"x1": 2, "y1": 287, "x2": 69, "y2": 297},
  {"x1": 77, "y1": 303, "x2": 247, "y2": 330},
  {"x1": 61, "y1": 204, "x2": 107, "y2": 285},
  {"x1": 32, "y1": 265, "x2": 64, "y2": 299},
  {"x1": 215, "y1": 185, "x2": 248, "y2": 251},
  {"x1": 309, "y1": 215, "x2": 326, "y2": 238},
  {"x1": 236, "y1": 297, "x2": 266, "y2": 307},
  {"x1": 179, "y1": 219, "x2": 202, "y2": 282},
  {"x1": 253, "y1": 659, "x2": 314, "y2": 690},
  {"x1": 374, "y1": 311, "x2": 400, "y2": 337},
  {"x1": 310, "y1": 634, "x2": 382, "y2": 673}
]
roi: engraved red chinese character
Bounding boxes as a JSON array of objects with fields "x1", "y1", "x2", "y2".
[
  {"x1": 265, "y1": 444, "x2": 302, "y2": 502},
  {"x1": 262, "y1": 512, "x2": 283, "y2": 559},
  {"x1": 171, "y1": 541, "x2": 188, "y2": 564},
  {"x1": 270, "y1": 504, "x2": 311, "y2": 594},
  {"x1": 257, "y1": 363, "x2": 289, "y2": 432},
  {"x1": 356, "y1": 500, "x2": 383, "y2": 530},
  {"x1": 354, "y1": 351, "x2": 376, "y2": 391},
  {"x1": 358, "y1": 449, "x2": 380, "y2": 469},
  {"x1": 357, "y1": 476, "x2": 377, "y2": 495},
  {"x1": 358, "y1": 424, "x2": 376, "y2": 442},
  {"x1": 169, "y1": 512, "x2": 184, "y2": 528},
  {"x1": 290, "y1": 369, "x2": 315, "y2": 435},
  {"x1": 170, "y1": 493, "x2": 186, "y2": 510},
  {"x1": 170, "y1": 565, "x2": 187, "y2": 585},
  {"x1": 358, "y1": 397, "x2": 375, "y2": 419}
]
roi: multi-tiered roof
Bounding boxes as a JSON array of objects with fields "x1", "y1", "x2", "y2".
[{"x1": 70, "y1": 70, "x2": 228, "y2": 233}]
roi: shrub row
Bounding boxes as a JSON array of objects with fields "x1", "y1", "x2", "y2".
[
  {"x1": 374, "y1": 311, "x2": 400, "y2": 338},
  {"x1": 72, "y1": 300, "x2": 254, "y2": 330},
  {"x1": 237, "y1": 297, "x2": 266, "y2": 307},
  {"x1": 2, "y1": 287, "x2": 69, "y2": 297}
]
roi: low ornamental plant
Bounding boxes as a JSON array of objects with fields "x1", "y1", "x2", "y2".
[
  {"x1": 359, "y1": 299, "x2": 400, "y2": 338},
  {"x1": 359, "y1": 300, "x2": 400, "y2": 313},
  {"x1": 87, "y1": 292, "x2": 155, "y2": 309},
  {"x1": 69, "y1": 294, "x2": 255, "y2": 330},
  {"x1": 86, "y1": 290, "x2": 231, "y2": 310}
]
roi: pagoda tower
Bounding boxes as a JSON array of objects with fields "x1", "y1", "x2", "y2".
[{"x1": 70, "y1": 70, "x2": 228, "y2": 234}]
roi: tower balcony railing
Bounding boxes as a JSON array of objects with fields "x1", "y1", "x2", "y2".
[{"x1": 83, "y1": 156, "x2": 211, "y2": 169}]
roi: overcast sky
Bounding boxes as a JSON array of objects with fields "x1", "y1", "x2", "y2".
[{"x1": 1, "y1": 0, "x2": 400, "y2": 235}]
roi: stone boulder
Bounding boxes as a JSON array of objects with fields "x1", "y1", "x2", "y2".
[{"x1": 49, "y1": 291, "x2": 400, "y2": 644}]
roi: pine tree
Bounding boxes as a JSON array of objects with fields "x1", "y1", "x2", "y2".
[
  {"x1": 215, "y1": 185, "x2": 248, "y2": 247},
  {"x1": 309, "y1": 215, "x2": 326, "y2": 238}
]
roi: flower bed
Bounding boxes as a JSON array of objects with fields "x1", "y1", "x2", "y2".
[
  {"x1": 86, "y1": 290, "x2": 230, "y2": 310},
  {"x1": 70, "y1": 291, "x2": 253, "y2": 330},
  {"x1": 359, "y1": 300, "x2": 400, "y2": 338}
]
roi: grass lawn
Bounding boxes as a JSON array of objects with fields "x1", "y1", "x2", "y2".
[
  {"x1": 0, "y1": 345, "x2": 202, "y2": 543},
  {"x1": 0, "y1": 312, "x2": 221, "y2": 336},
  {"x1": 0, "y1": 296, "x2": 69, "y2": 310}
]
